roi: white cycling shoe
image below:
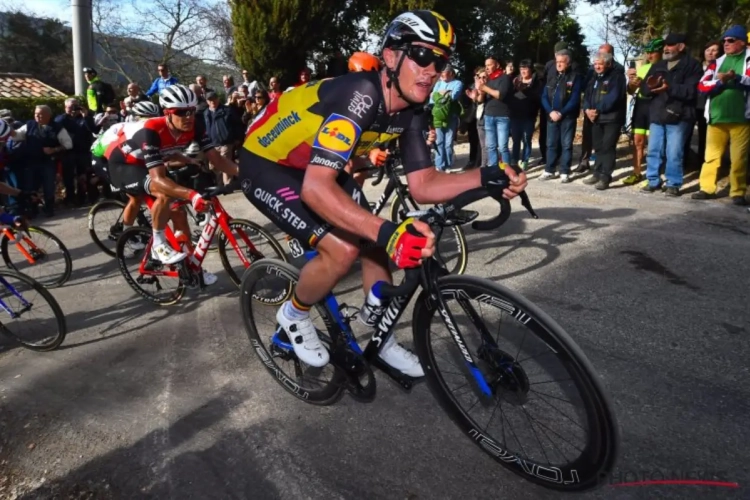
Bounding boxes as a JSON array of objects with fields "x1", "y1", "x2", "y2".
[
  {"x1": 379, "y1": 334, "x2": 424, "y2": 378},
  {"x1": 151, "y1": 242, "x2": 187, "y2": 265},
  {"x1": 202, "y1": 269, "x2": 218, "y2": 285},
  {"x1": 276, "y1": 305, "x2": 330, "y2": 367}
]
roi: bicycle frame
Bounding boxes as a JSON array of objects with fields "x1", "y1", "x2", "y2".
[
  {"x1": 1, "y1": 227, "x2": 42, "y2": 265},
  {"x1": 0, "y1": 274, "x2": 32, "y2": 319},
  {"x1": 271, "y1": 241, "x2": 495, "y2": 393},
  {"x1": 136, "y1": 195, "x2": 255, "y2": 277}
]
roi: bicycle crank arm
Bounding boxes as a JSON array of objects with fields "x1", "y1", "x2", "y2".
[{"x1": 369, "y1": 357, "x2": 420, "y2": 392}]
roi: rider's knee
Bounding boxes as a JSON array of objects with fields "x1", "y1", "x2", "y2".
[{"x1": 317, "y1": 233, "x2": 360, "y2": 269}]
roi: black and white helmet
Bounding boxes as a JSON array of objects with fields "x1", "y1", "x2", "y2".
[
  {"x1": 0, "y1": 119, "x2": 11, "y2": 140},
  {"x1": 159, "y1": 84, "x2": 197, "y2": 110},
  {"x1": 131, "y1": 101, "x2": 161, "y2": 117}
]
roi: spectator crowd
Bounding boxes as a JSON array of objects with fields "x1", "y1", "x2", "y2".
[{"x1": 1, "y1": 26, "x2": 748, "y2": 219}]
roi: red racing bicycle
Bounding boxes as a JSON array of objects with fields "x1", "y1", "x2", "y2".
[{"x1": 115, "y1": 183, "x2": 287, "y2": 305}]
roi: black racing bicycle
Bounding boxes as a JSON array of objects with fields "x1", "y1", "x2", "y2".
[{"x1": 240, "y1": 186, "x2": 619, "y2": 491}]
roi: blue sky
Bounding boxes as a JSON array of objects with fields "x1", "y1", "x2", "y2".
[{"x1": 19, "y1": 0, "x2": 619, "y2": 61}]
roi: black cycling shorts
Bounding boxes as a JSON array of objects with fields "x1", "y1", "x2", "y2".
[
  {"x1": 238, "y1": 149, "x2": 370, "y2": 250},
  {"x1": 109, "y1": 162, "x2": 150, "y2": 196},
  {"x1": 632, "y1": 99, "x2": 651, "y2": 135}
]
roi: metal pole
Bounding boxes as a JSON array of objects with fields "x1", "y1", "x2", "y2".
[{"x1": 71, "y1": 0, "x2": 93, "y2": 96}]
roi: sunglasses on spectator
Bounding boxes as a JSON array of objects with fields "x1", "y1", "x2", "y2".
[
  {"x1": 171, "y1": 108, "x2": 196, "y2": 117},
  {"x1": 255, "y1": 95, "x2": 265, "y2": 99},
  {"x1": 723, "y1": 38, "x2": 737, "y2": 44},
  {"x1": 402, "y1": 45, "x2": 449, "y2": 72}
]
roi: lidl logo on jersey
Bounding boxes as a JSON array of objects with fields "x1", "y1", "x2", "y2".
[
  {"x1": 312, "y1": 113, "x2": 361, "y2": 161},
  {"x1": 256, "y1": 111, "x2": 302, "y2": 148}
]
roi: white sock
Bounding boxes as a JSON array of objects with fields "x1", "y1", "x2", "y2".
[
  {"x1": 283, "y1": 300, "x2": 310, "y2": 320},
  {"x1": 152, "y1": 229, "x2": 166, "y2": 246},
  {"x1": 123, "y1": 224, "x2": 133, "y2": 230}
]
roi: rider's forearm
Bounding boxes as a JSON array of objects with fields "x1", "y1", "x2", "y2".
[
  {"x1": 407, "y1": 168, "x2": 482, "y2": 205},
  {"x1": 164, "y1": 152, "x2": 192, "y2": 167},
  {"x1": 205, "y1": 149, "x2": 239, "y2": 177},
  {"x1": 301, "y1": 176, "x2": 386, "y2": 243}
]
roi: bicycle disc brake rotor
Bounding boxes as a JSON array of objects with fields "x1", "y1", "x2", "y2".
[
  {"x1": 477, "y1": 344, "x2": 530, "y2": 404},
  {"x1": 331, "y1": 344, "x2": 376, "y2": 402}
]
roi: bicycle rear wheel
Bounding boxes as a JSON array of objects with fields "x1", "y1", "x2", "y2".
[
  {"x1": 115, "y1": 227, "x2": 185, "y2": 305},
  {"x1": 0, "y1": 269, "x2": 67, "y2": 351},
  {"x1": 239, "y1": 259, "x2": 345, "y2": 405},
  {"x1": 390, "y1": 196, "x2": 468, "y2": 275},
  {"x1": 1, "y1": 226, "x2": 73, "y2": 288},
  {"x1": 412, "y1": 275, "x2": 619, "y2": 491}
]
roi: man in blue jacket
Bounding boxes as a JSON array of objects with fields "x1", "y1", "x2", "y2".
[
  {"x1": 145, "y1": 64, "x2": 179, "y2": 98},
  {"x1": 582, "y1": 52, "x2": 626, "y2": 190},
  {"x1": 540, "y1": 49, "x2": 583, "y2": 182}
]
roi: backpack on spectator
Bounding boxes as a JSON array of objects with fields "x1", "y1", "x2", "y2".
[{"x1": 431, "y1": 91, "x2": 462, "y2": 128}]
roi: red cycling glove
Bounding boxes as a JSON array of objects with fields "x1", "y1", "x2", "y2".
[{"x1": 377, "y1": 218, "x2": 428, "y2": 269}]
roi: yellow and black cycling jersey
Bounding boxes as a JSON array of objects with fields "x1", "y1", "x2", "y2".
[{"x1": 242, "y1": 71, "x2": 432, "y2": 174}]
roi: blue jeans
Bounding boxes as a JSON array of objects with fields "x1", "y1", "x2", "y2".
[
  {"x1": 645, "y1": 122, "x2": 692, "y2": 188},
  {"x1": 484, "y1": 115, "x2": 511, "y2": 167},
  {"x1": 510, "y1": 117, "x2": 536, "y2": 165},
  {"x1": 434, "y1": 116, "x2": 459, "y2": 170},
  {"x1": 546, "y1": 116, "x2": 576, "y2": 174}
]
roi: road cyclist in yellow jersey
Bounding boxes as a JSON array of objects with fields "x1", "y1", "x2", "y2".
[{"x1": 238, "y1": 10, "x2": 529, "y2": 375}]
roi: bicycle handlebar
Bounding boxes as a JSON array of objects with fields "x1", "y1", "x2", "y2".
[
  {"x1": 201, "y1": 178, "x2": 241, "y2": 199},
  {"x1": 379, "y1": 185, "x2": 538, "y2": 298}
]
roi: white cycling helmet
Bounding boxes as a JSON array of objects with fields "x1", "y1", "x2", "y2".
[
  {"x1": 131, "y1": 101, "x2": 161, "y2": 117},
  {"x1": 159, "y1": 84, "x2": 197, "y2": 110},
  {"x1": 0, "y1": 119, "x2": 11, "y2": 140}
]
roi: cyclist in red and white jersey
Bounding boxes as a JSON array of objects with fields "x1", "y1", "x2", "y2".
[{"x1": 105, "y1": 84, "x2": 238, "y2": 269}]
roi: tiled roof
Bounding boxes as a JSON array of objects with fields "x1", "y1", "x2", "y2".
[{"x1": 0, "y1": 73, "x2": 67, "y2": 99}]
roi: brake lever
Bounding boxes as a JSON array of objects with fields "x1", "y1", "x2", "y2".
[
  {"x1": 372, "y1": 167, "x2": 385, "y2": 186},
  {"x1": 520, "y1": 191, "x2": 538, "y2": 219}
]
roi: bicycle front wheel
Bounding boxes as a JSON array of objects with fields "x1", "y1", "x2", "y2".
[
  {"x1": 412, "y1": 275, "x2": 619, "y2": 491},
  {"x1": 218, "y1": 218, "x2": 288, "y2": 287},
  {"x1": 1, "y1": 226, "x2": 73, "y2": 288},
  {"x1": 390, "y1": 196, "x2": 468, "y2": 275}
]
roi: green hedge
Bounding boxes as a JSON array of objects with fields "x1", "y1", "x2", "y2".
[{"x1": 0, "y1": 96, "x2": 85, "y2": 120}]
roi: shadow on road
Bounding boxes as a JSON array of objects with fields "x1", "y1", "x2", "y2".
[{"x1": 15, "y1": 388, "x2": 280, "y2": 499}]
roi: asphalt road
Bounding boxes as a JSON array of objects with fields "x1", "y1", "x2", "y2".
[{"x1": 1, "y1": 157, "x2": 749, "y2": 500}]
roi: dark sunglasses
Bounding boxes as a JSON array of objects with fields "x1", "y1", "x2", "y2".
[
  {"x1": 403, "y1": 45, "x2": 449, "y2": 72},
  {"x1": 171, "y1": 107, "x2": 196, "y2": 117},
  {"x1": 723, "y1": 38, "x2": 737, "y2": 44},
  {"x1": 254, "y1": 95, "x2": 265, "y2": 99}
]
